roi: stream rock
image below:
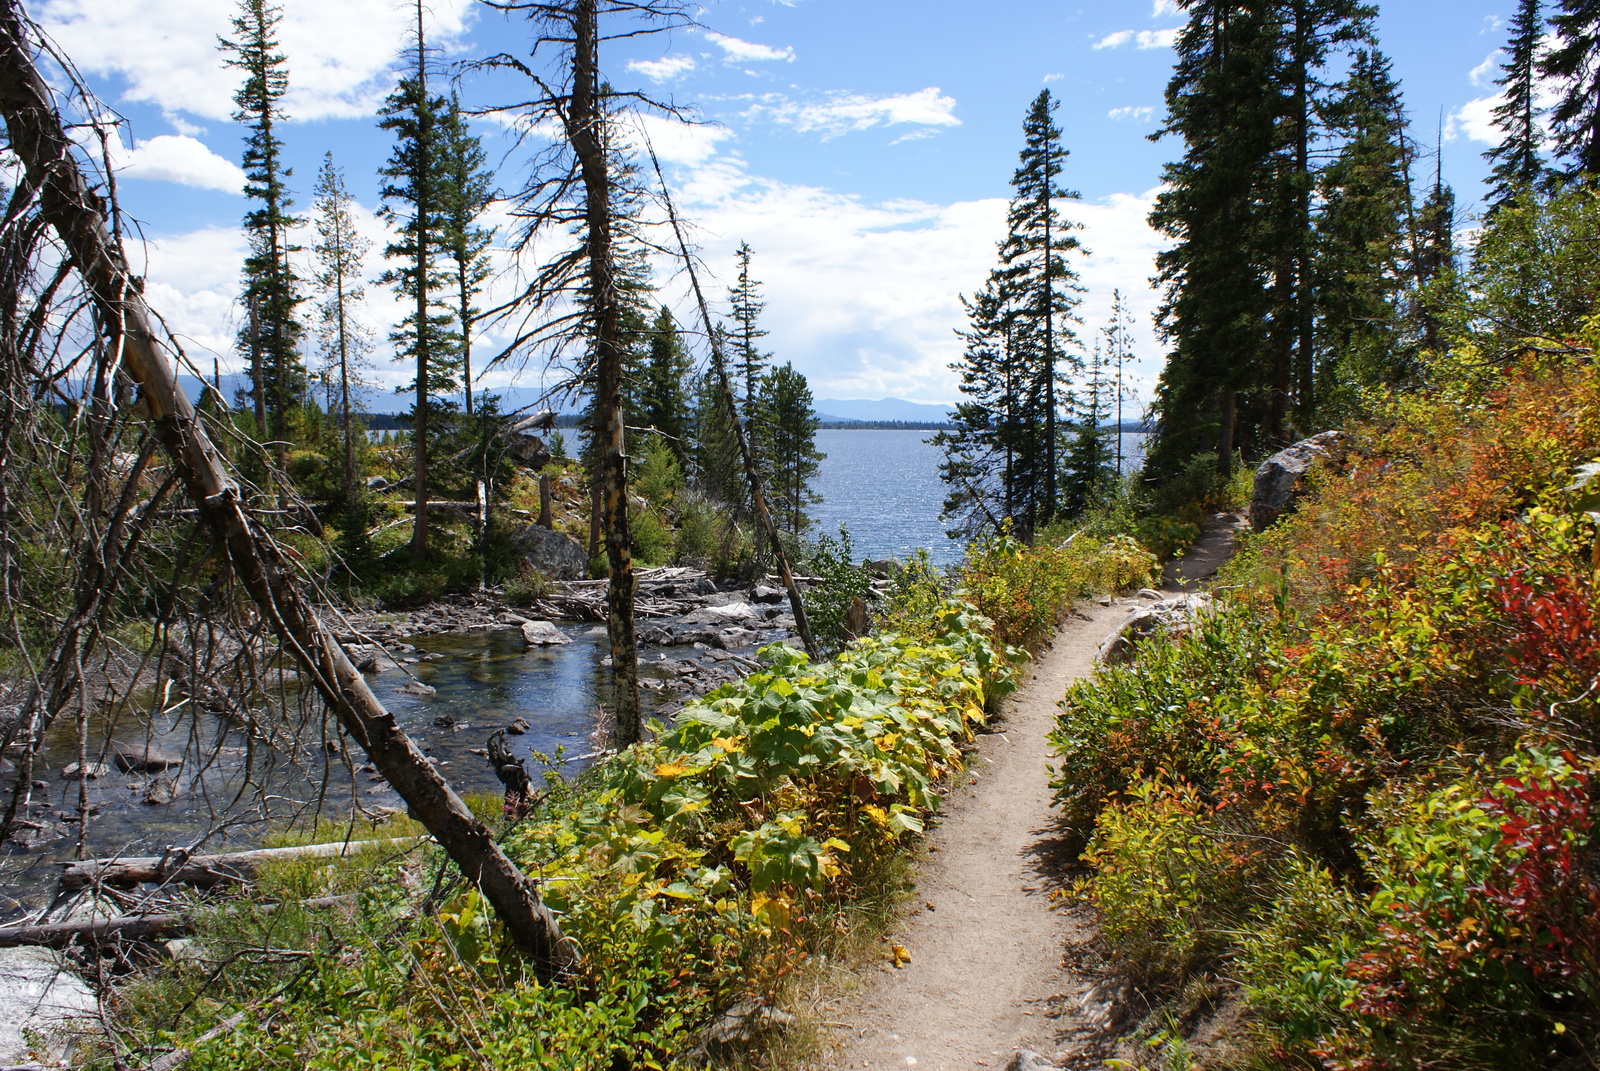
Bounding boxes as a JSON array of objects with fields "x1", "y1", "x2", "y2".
[
  {"x1": 0, "y1": 947, "x2": 95, "y2": 1066},
  {"x1": 520, "y1": 620, "x2": 571, "y2": 646},
  {"x1": 509, "y1": 525, "x2": 588, "y2": 580},
  {"x1": 111, "y1": 741, "x2": 181, "y2": 773},
  {"x1": 681, "y1": 602, "x2": 757, "y2": 627},
  {"x1": 1249, "y1": 430, "x2": 1348, "y2": 531},
  {"x1": 60, "y1": 762, "x2": 109, "y2": 780}
]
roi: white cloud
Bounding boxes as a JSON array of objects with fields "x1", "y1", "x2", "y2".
[
  {"x1": 1471, "y1": 50, "x2": 1502, "y2": 89},
  {"x1": 36, "y1": 0, "x2": 476, "y2": 122},
  {"x1": 703, "y1": 31, "x2": 795, "y2": 63},
  {"x1": 115, "y1": 134, "x2": 244, "y2": 193},
  {"x1": 1108, "y1": 106, "x2": 1156, "y2": 123},
  {"x1": 1094, "y1": 27, "x2": 1179, "y2": 50},
  {"x1": 628, "y1": 54, "x2": 697, "y2": 83},
  {"x1": 623, "y1": 112, "x2": 736, "y2": 167},
  {"x1": 1450, "y1": 94, "x2": 1500, "y2": 144},
  {"x1": 1042, "y1": 73, "x2": 1064, "y2": 83},
  {"x1": 751, "y1": 87, "x2": 960, "y2": 139},
  {"x1": 1152, "y1": 0, "x2": 1182, "y2": 17}
]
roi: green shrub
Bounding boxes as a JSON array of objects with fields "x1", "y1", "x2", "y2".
[{"x1": 803, "y1": 526, "x2": 874, "y2": 652}]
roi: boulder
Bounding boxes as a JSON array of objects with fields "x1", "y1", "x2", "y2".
[
  {"x1": 0, "y1": 947, "x2": 97, "y2": 1066},
  {"x1": 681, "y1": 602, "x2": 757, "y2": 626},
  {"x1": 520, "y1": 620, "x2": 571, "y2": 646},
  {"x1": 111, "y1": 741, "x2": 181, "y2": 773},
  {"x1": 508, "y1": 525, "x2": 588, "y2": 581},
  {"x1": 143, "y1": 776, "x2": 181, "y2": 805},
  {"x1": 396, "y1": 680, "x2": 437, "y2": 698},
  {"x1": 1097, "y1": 593, "x2": 1212, "y2": 665},
  {"x1": 751, "y1": 584, "x2": 786, "y2": 604},
  {"x1": 1249, "y1": 430, "x2": 1348, "y2": 532},
  {"x1": 712, "y1": 627, "x2": 762, "y2": 651},
  {"x1": 864, "y1": 557, "x2": 903, "y2": 578},
  {"x1": 505, "y1": 429, "x2": 552, "y2": 469},
  {"x1": 60, "y1": 762, "x2": 109, "y2": 780}
]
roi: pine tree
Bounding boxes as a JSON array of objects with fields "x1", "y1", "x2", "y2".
[
  {"x1": 377, "y1": 0, "x2": 457, "y2": 559},
  {"x1": 638, "y1": 305, "x2": 693, "y2": 465},
  {"x1": 1061, "y1": 339, "x2": 1116, "y2": 519},
  {"x1": 310, "y1": 152, "x2": 372, "y2": 498},
  {"x1": 1103, "y1": 289, "x2": 1137, "y2": 475},
  {"x1": 219, "y1": 0, "x2": 303, "y2": 482},
  {"x1": 753, "y1": 362, "x2": 822, "y2": 538},
  {"x1": 1315, "y1": 48, "x2": 1411, "y2": 394},
  {"x1": 937, "y1": 90, "x2": 1084, "y2": 539},
  {"x1": 1148, "y1": 0, "x2": 1282, "y2": 479},
  {"x1": 1489, "y1": 0, "x2": 1550, "y2": 206},
  {"x1": 728, "y1": 242, "x2": 769, "y2": 411},
  {"x1": 933, "y1": 277, "x2": 1025, "y2": 537},
  {"x1": 1410, "y1": 164, "x2": 1458, "y2": 355},
  {"x1": 690, "y1": 360, "x2": 743, "y2": 509},
  {"x1": 1544, "y1": 0, "x2": 1600, "y2": 175},
  {"x1": 438, "y1": 94, "x2": 495, "y2": 416}
]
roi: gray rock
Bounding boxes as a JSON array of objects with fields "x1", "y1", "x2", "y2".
[
  {"x1": 1249, "y1": 430, "x2": 1348, "y2": 532},
  {"x1": 143, "y1": 776, "x2": 180, "y2": 805},
  {"x1": 751, "y1": 584, "x2": 786, "y2": 604},
  {"x1": 396, "y1": 680, "x2": 437, "y2": 698},
  {"x1": 520, "y1": 620, "x2": 571, "y2": 646},
  {"x1": 1005, "y1": 1052, "x2": 1061, "y2": 1071},
  {"x1": 638, "y1": 625, "x2": 676, "y2": 646},
  {"x1": 60, "y1": 762, "x2": 109, "y2": 780},
  {"x1": 0, "y1": 947, "x2": 96, "y2": 1066},
  {"x1": 689, "y1": 998, "x2": 795, "y2": 1059},
  {"x1": 864, "y1": 557, "x2": 903, "y2": 577},
  {"x1": 505, "y1": 429, "x2": 552, "y2": 469},
  {"x1": 508, "y1": 525, "x2": 588, "y2": 581},
  {"x1": 1097, "y1": 593, "x2": 1213, "y2": 665},
  {"x1": 111, "y1": 741, "x2": 181, "y2": 773},
  {"x1": 681, "y1": 602, "x2": 757, "y2": 626},
  {"x1": 712, "y1": 627, "x2": 761, "y2": 651}
]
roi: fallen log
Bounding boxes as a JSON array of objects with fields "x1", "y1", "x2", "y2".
[
  {"x1": 57, "y1": 838, "x2": 425, "y2": 892},
  {"x1": 0, "y1": 895, "x2": 351, "y2": 950}
]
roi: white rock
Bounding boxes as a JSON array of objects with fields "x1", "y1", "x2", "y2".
[
  {"x1": 0, "y1": 947, "x2": 96, "y2": 1066},
  {"x1": 520, "y1": 620, "x2": 571, "y2": 646}
]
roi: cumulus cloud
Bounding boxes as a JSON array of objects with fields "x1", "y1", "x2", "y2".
[
  {"x1": 628, "y1": 54, "x2": 697, "y2": 83},
  {"x1": 1108, "y1": 106, "x2": 1157, "y2": 123},
  {"x1": 36, "y1": 0, "x2": 476, "y2": 122},
  {"x1": 1094, "y1": 28, "x2": 1178, "y2": 50},
  {"x1": 112, "y1": 133, "x2": 245, "y2": 192},
  {"x1": 621, "y1": 112, "x2": 736, "y2": 167},
  {"x1": 1152, "y1": 0, "x2": 1182, "y2": 16},
  {"x1": 703, "y1": 31, "x2": 795, "y2": 63},
  {"x1": 1471, "y1": 50, "x2": 1502, "y2": 88},
  {"x1": 750, "y1": 87, "x2": 960, "y2": 139}
]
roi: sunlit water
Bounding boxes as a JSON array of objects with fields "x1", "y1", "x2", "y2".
[{"x1": 811, "y1": 429, "x2": 1149, "y2": 568}]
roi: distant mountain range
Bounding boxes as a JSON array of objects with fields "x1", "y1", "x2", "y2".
[{"x1": 812, "y1": 397, "x2": 954, "y2": 424}]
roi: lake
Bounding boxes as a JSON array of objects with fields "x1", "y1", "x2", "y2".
[{"x1": 810, "y1": 429, "x2": 1148, "y2": 568}]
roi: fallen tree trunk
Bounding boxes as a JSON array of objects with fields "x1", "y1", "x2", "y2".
[
  {"x1": 645, "y1": 145, "x2": 819, "y2": 660},
  {"x1": 0, "y1": 895, "x2": 351, "y2": 950},
  {"x1": 57, "y1": 838, "x2": 424, "y2": 892},
  {"x1": 0, "y1": 3, "x2": 577, "y2": 982}
]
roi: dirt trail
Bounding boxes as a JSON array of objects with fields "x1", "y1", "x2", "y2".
[{"x1": 815, "y1": 519, "x2": 1243, "y2": 1071}]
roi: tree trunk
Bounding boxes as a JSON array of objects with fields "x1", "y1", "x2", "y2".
[
  {"x1": 1217, "y1": 386, "x2": 1237, "y2": 479},
  {"x1": 410, "y1": 0, "x2": 432, "y2": 562},
  {"x1": 0, "y1": 6, "x2": 577, "y2": 981},
  {"x1": 565, "y1": 0, "x2": 642, "y2": 745}
]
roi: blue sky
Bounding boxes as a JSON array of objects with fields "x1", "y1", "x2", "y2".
[{"x1": 32, "y1": 0, "x2": 1515, "y2": 411}]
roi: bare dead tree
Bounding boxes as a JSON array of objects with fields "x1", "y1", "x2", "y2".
[
  {"x1": 642, "y1": 143, "x2": 821, "y2": 660},
  {"x1": 0, "y1": 0, "x2": 577, "y2": 980},
  {"x1": 473, "y1": 0, "x2": 692, "y2": 746}
]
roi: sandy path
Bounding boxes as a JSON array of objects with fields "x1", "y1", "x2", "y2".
[{"x1": 815, "y1": 519, "x2": 1244, "y2": 1071}]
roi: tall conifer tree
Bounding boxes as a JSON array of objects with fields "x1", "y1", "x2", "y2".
[
  {"x1": 728, "y1": 242, "x2": 768, "y2": 411},
  {"x1": 1545, "y1": 0, "x2": 1600, "y2": 175},
  {"x1": 438, "y1": 95, "x2": 495, "y2": 416},
  {"x1": 1489, "y1": 0, "x2": 1550, "y2": 205},
  {"x1": 310, "y1": 153, "x2": 372, "y2": 498},
  {"x1": 220, "y1": 0, "x2": 303, "y2": 480}
]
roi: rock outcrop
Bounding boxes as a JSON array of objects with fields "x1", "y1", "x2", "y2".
[
  {"x1": 1249, "y1": 430, "x2": 1348, "y2": 532},
  {"x1": 508, "y1": 525, "x2": 589, "y2": 580}
]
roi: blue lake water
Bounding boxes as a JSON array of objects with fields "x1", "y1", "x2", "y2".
[{"x1": 810, "y1": 429, "x2": 1148, "y2": 568}]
